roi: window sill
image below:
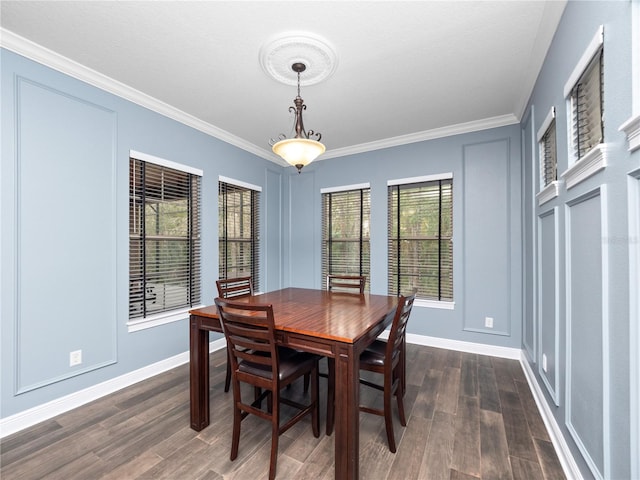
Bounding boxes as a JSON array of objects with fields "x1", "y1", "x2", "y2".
[
  {"x1": 127, "y1": 305, "x2": 204, "y2": 333},
  {"x1": 561, "y1": 144, "x2": 607, "y2": 189},
  {"x1": 537, "y1": 181, "x2": 559, "y2": 206},
  {"x1": 415, "y1": 299, "x2": 455, "y2": 310},
  {"x1": 620, "y1": 114, "x2": 640, "y2": 152}
]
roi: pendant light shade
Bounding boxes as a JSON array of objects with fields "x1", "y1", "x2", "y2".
[
  {"x1": 270, "y1": 63, "x2": 325, "y2": 173},
  {"x1": 271, "y1": 138, "x2": 326, "y2": 171}
]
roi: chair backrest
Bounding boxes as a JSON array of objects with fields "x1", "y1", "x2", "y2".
[
  {"x1": 326, "y1": 274, "x2": 365, "y2": 294},
  {"x1": 216, "y1": 276, "x2": 254, "y2": 299},
  {"x1": 385, "y1": 292, "x2": 417, "y2": 368},
  {"x1": 214, "y1": 297, "x2": 278, "y2": 389}
]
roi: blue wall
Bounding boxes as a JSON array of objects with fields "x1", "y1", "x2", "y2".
[{"x1": 521, "y1": 1, "x2": 638, "y2": 479}]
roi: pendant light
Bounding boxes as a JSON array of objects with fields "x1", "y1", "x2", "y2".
[{"x1": 270, "y1": 63, "x2": 325, "y2": 173}]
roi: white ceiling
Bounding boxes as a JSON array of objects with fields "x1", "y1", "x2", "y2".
[{"x1": 0, "y1": 1, "x2": 567, "y2": 165}]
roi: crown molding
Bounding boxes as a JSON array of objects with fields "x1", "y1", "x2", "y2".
[
  {"x1": 0, "y1": 28, "x2": 274, "y2": 162},
  {"x1": 2, "y1": 28, "x2": 519, "y2": 165},
  {"x1": 320, "y1": 114, "x2": 519, "y2": 160}
]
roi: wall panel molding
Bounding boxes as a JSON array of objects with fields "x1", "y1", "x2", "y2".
[
  {"x1": 14, "y1": 76, "x2": 118, "y2": 393},
  {"x1": 628, "y1": 168, "x2": 640, "y2": 480},
  {"x1": 537, "y1": 207, "x2": 560, "y2": 406},
  {"x1": 564, "y1": 187, "x2": 609, "y2": 480},
  {"x1": 462, "y1": 138, "x2": 512, "y2": 336}
]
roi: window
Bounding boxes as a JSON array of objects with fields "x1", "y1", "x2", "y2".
[
  {"x1": 321, "y1": 185, "x2": 370, "y2": 291},
  {"x1": 570, "y1": 47, "x2": 603, "y2": 160},
  {"x1": 129, "y1": 152, "x2": 202, "y2": 323},
  {"x1": 388, "y1": 175, "x2": 453, "y2": 302},
  {"x1": 562, "y1": 25, "x2": 606, "y2": 189},
  {"x1": 540, "y1": 115, "x2": 557, "y2": 187},
  {"x1": 218, "y1": 177, "x2": 260, "y2": 291}
]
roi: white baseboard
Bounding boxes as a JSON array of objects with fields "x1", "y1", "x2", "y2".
[
  {"x1": 404, "y1": 332, "x2": 522, "y2": 359},
  {"x1": 0, "y1": 339, "x2": 226, "y2": 439},
  {"x1": 520, "y1": 352, "x2": 583, "y2": 480}
]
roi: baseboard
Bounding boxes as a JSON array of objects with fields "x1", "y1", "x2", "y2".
[
  {"x1": 379, "y1": 331, "x2": 522, "y2": 359},
  {"x1": 520, "y1": 352, "x2": 583, "y2": 480},
  {"x1": 0, "y1": 338, "x2": 226, "y2": 439}
]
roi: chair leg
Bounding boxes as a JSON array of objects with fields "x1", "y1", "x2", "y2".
[
  {"x1": 396, "y1": 364, "x2": 407, "y2": 426},
  {"x1": 231, "y1": 385, "x2": 242, "y2": 460},
  {"x1": 383, "y1": 397, "x2": 396, "y2": 452},
  {"x1": 268, "y1": 391, "x2": 279, "y2": 480},
  {"x1": 326, "y1": 357, "x2": 335, "y2": 435},
  {"x1": 311, "y1": 364, "x2": 320, "y2": 437},
  {"x1": 224, "y1": 359, "x2": 231, "y2": 393}
]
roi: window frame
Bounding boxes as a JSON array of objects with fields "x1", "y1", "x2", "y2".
[
  {"x1": 128, "y1": 150, "x2": 203, "y2": 332},
  {"x1": 537, "y1": 106, "x2": 559, "y2": 205},
  {"x1": 321, "y1": 183, "x2": 371, "y2": 292},
  {"x1": 561, "y1": 25, "x2": 607, "y2": 189},
  {"x1": 218, "y1": 175, "x2": 261, "y2": 292},
  {"x1": 387, "y1": 173, "x2": 454, "y2": 309}
]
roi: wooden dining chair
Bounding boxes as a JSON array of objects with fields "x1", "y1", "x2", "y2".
[
  {"x1": 326, "y1": 274, "x2": 366, "y2": 294},
  {"x1": 358, "y1": 292, "x2": 416, "y2": 452},
  {"x1": 216, "y1": 276, "x2": 254, "y2": 392},
  {"x1": 214, "y1": 298, "x2": 320, "y2": 480},
  {"x1": 324, "y1": 274, "x2": 366, "y2": 434}
]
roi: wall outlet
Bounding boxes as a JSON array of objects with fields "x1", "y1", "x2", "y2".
[
  {"x1": 69, "y1": 350, "x2": 82, "y2": 367},
  {"x1": 542, "y1": 353, "x2": 548, "y2": 372},
  {"x1": 484, "y1": 316, "x2": 494, "y2": 328}
]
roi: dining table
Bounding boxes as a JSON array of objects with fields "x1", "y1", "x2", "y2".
[{"x1": 189, "y1": 287, "x2": 399, "y2": 480}]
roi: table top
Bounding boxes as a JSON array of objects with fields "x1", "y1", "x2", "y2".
[{"x1": 190, "y1": 287, "x2": 398, "y2": 344}]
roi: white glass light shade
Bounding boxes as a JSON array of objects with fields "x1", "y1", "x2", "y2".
[{"x1": 272, "y1": 138, "x2": 326, "y2": 168}]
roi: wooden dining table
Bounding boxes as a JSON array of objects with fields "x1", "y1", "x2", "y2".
[{"x1": 189, "y1": 287, "x2": 399, "y2": 480}]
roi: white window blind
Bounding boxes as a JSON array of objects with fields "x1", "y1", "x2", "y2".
[
  {"x1": 129, "y1": 157, "x2": 201, "y2": 319},
  {"x1": 218, "y1": 180, "x2": 260, "y2": 291},
  {"x1": 321, "y1": 187, "x2": 371, "y2": 291},
  {"x1": 571, "y1": 48, "x2": 604, "y2": 160},
  {"x1": 388, "y1": 178, "x2": 453, "y2": 301}
]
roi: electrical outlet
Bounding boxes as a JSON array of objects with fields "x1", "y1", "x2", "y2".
[
  {"x1": 484, "y1": 316, "x2": 494, "y2": 328},
  {"x1": 542, "y1": 353, "x2": 548, "y2": 372},
  {"x1": 70, "y1": 350, "x2": 82, "y2": 367}
]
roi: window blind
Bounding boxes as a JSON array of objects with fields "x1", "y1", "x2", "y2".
[
  {"x1": 218, "y1": 181, "x2": 260, "y2": 291},
  {"x1": 541, "y1": 119, "x2": 557, "y2": 187},
  {"x1": 572, "y1": 49, "x2": 604, "y2": 159},
  {"x1": 129, "y1": 158, "x2": 201, "y2": 319},
  {"x1": 388, "y1": 178, "x2": 453, "y2": 301},
  {"x1": 321, "y1": 188, "x2": 371, "y2": 291}
]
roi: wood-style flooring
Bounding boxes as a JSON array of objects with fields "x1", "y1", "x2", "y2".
[{"x1": 0, "y1": 344, "x2": 566, "y2": 479}]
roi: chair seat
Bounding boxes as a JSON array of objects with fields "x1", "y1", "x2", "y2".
[
  {"x1": 360, "y1": 339, "x2": 399, "y2": 368},
  {"x1": 239, "y1": 348, "x2": 321, "y2": 381}
]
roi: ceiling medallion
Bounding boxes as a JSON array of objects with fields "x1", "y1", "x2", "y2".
[{"x1": 259, "y1": 32, "x2": 337, "y2": 86}]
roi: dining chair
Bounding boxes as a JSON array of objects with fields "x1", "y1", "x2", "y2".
[
  {"x1": 324, "y1": 274, "x2": 366, "y2": 434},
  {"x1": 358, "y1": 292, "x2": 416, "y2": 452},
  {"x1": 326, "y1": 274, "x2": 366, "y2": 294},
  {"x1": 214, "y1": 297, "x2": 320, "y2": 480},
  {"x1": 216, "y1": 276, "x2": 254, "y2": 393}
]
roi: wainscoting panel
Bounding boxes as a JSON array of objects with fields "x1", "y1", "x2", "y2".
[
  {"x1": 462, "y1": 138, "x2": 511, "y2": 336},
  {"x1": 565, "y1": 188, "x2": 607, "y2": 480},
  {"x1": 15, "y1": 77, "x2": 117, "y2": 393},
  {"x1": 522, "y1": 106, "x2": 537, "y2": 362},
  {"x1": 265, "y1": 169, "x2": 283, "y2": 291},
  {"x1": 628, "y1": 168, "x2": 640, "y2": 480},
  {"x1": 288, "y1": 170, "x2": 316, "y2": 288},
  {"x1": 537, "y1": 207, "x2": 559, "y2": 405}
]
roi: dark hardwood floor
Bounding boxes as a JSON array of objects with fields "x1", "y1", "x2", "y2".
[{"x1": 0, "y1": 344, "x2": 566, "y2": 479}]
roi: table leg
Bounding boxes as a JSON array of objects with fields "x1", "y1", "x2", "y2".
[
  {"x1": 190, "y1": 315, "x2": 210, "y2": 431},
  {"x1": 333, "y1": 343, "x2": 359, "y2": 479}
]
